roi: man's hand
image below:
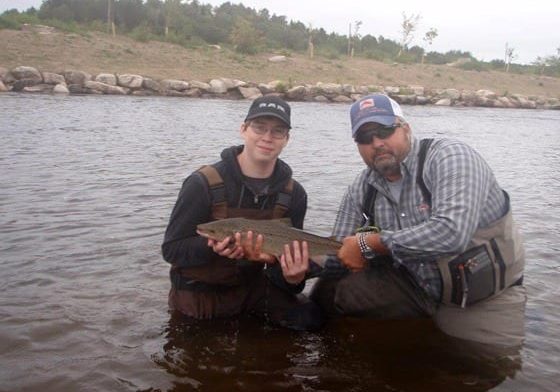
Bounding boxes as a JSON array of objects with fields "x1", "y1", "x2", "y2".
[
  {"x1": 280, "y1": 240, "x2": 309, "y2": 285},
  {"x1": 337, "y1": 235, "x2": 366, "y2": 271},
  {"x1": 207, "y1": 236, "x2": 244, "y2": 259},
  {"x1": 237, "y1": 231, "x2": 276, "y2": 264}
]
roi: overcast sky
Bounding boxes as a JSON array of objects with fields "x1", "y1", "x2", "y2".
[{"x1": 2, "y1": 0, "x2": 558, "y2": 64}]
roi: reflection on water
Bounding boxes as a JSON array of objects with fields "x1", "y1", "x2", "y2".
[
  {"x1": 156, "y1": 314, "x2": 522, "y2": 392},
  {"x1": 1, "y1": 94, "x2": 560, "y2": 391}
]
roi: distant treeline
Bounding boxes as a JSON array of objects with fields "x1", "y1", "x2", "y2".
[{"x1": 1, "y1": 0, "x2": 559, "y2": 77}]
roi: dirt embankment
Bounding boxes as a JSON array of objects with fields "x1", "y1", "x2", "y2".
[{"x1": 1, "y1": 28, "x2": 559, "y2": 99}]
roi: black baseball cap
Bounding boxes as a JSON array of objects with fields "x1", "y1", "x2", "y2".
[{"x1": 244, "y1": 95, "x2": 291, "y2": 129}]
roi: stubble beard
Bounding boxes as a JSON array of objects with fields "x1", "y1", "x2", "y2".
[{"x1": 372, "y1": 154, "x2": 401, "y2": 178}]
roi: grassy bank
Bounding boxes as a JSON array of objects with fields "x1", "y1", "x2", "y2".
[{"x1": 1, "y1": 28, "x2": 559, "y2": 99}]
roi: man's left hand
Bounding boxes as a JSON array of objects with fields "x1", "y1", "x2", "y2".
[
  {"x1": 338, "y1": 235, "x2": 366, "y2": 271},
  {"x1": 236, "y1": 231, "x2": 276, "y2": 264}
]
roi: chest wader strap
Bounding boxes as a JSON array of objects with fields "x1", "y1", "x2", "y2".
[
  {"x1": 197, "y1": 165, "x2": 228, "y2": 220},
  {"x1": 197, "y1": 166, "x2": 294, "y2": 220},
  {"x1": 362, "y1": 138, "x2": 434, "y2": 226},
  {"x1": 271, "y1": 179, "x2": 294, "y2": 218}
]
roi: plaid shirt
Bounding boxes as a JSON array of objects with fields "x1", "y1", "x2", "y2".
[{"x1": 325, "y1": 137, "x2": 508, "y2": 301}]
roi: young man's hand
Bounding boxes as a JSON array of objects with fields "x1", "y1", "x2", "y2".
[
  {"x1": 207, "y1": 236, "x2": 244, "y2": 259},
  {"x1": 280, "y1": 240, "x2": 309, "y2": 285},
  {"x1": 236, "y1": 231, "x2": 276, "y2": 263}
]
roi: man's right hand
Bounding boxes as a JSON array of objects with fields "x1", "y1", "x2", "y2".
[{"x1": 208, "y1": 236, "x2": 244, "y2": 259}]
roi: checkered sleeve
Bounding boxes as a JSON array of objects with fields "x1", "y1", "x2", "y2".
[{"x1": 382, "y1": 140, "x2": 496, "y2": 262}]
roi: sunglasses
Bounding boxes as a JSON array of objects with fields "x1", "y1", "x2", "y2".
[{"x1": 354, "y1": 125, "x2": 399, "y2": 144}]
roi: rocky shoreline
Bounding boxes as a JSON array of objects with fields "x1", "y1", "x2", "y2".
[{"x1": 1, "y1": 65, "x2": 559, "y2": 110}]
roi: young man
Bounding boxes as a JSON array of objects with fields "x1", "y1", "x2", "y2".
[
  {"x1": 162, "y1": 96, "x2": 323, "y2": 331},
  {"x1": 302, "y1": 93, "x2": 525, "y2": 342}
]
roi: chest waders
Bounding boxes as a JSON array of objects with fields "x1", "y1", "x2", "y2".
[
  {"x1": 363, "y1": 139, "x2": 525, "y2": 308},
  {"x1": 171, "y1": 164, "x2": 294, "y2": 289}
]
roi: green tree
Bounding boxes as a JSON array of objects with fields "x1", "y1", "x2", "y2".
[{"x1": 229, "y1": 17, "x2": 262, "y2": 54}]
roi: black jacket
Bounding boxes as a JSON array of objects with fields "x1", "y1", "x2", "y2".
[{"x1": 162, "y1": 145, "x2": 307, "y2": 271}]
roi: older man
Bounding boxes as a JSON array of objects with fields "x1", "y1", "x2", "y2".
[{"x1": 304, "y1": 94, "x2": 525, "y2": 336}]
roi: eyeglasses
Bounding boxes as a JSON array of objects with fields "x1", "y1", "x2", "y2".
[
  {"x1": 354, "y1": 125, "x2": 399, "y2": 144},
  {"x1": 249, "y1": 123, "x2": 289, "y2": 139}
]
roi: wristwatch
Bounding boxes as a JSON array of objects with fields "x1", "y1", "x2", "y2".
[{"x1": 357, "y1": 232, "x2": 377, "y2": 260}]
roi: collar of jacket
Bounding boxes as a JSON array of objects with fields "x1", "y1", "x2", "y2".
[{"x1": 219, "y1": 145, "x2": 293, "y2": 194}]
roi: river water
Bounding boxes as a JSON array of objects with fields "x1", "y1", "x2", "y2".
[{"x1": 1, "y1": 93, "x2": 559, "y2": 392}]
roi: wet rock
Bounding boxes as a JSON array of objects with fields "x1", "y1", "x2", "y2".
[
  {"x1": 23, "y1": 84, "x2": 54, "y2": 93},
  {"x1": 42, "y1": 72, "x2": 65, "y2": 85},
  {"x1": 313, "y1": 95, "x2": 329, "y2": 102},
  {"x1": 332, "y1": 95, "x2": 353, "y2": 103},
  {"x1": 435, "y1": 98, "x2": 452, "y2": 106},
  {"x1": 64, "y1": 70, "x2": 91, "y2": 85},
  {"x1": 161, "y1": 79, "x2": 190, "y2": 91},
  {"x1": 95, "y1": 73, "x2": 117, "y2": 86},
  {"x1": 12, "y1": 78, "x2": 39, "y2": 91},
  {"x1": 53, "y1": 83, "x2": 69, "y2": 94},
  {"x1": 209, "y1": 79, "x2": 227, "y2": 94},
  {"x1": 117, "y1": 74, "x2": 143, "y2": 89},
  {"x1": 142, "y1": 78, "x2": 161, "y2": 92},
  {"x1": 315, "y1": 82, "x2": 343, "y2": 96},
  {"x1": 12, "y1": 66, "x2": 42, "y2": 82},
  {"x1": 238, "y1": 86, "x2": 262, "y2": 99},
  {"x1": 286, "y1": 85, "x2": 307, "y2": 100},
  {"x1": 85, "y1": 80, "x2": 128, "y2": 95}
]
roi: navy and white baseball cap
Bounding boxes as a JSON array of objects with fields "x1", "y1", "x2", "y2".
[{"x1": 350, "y1": 94, "x2": 405, "y2": 137}]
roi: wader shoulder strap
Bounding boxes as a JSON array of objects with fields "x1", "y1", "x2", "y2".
[
  {"x1": 363, "y1": 185, "x2": 377, "y2": 226},
  {"x1": 271, "y1": 179, "x2": 294, "y2": 219},
  {"x1": 417, "y1": 138, "x2": 434, "y2": 205},
  {"x1": 362, "y1": 138, "x2": 434, "y2": 226},
  {"x1": 197, "y1": 165, "x2": 227, "y2": 220},
  {"x1": 198, "y1": 165, "x2": 294, "y2": 220}
]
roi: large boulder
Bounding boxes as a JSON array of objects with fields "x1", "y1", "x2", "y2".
[
  {"x1": 53, "y1": 83, "x2": 69, "y2": 94},
  {"x1": 238, "y1": 86, "x2": 262, "y2": 100},
  {"x1": 209, "y1": 79, "x2": 228, "y2": 94},
  {"x1": 161, "y1": 79, "x2": 190, "y2": 91},
  {"x1": 95, "y1": 73, "x2": 117, "y2": 86},
  {"x1": 12, "y1": 66, "x2": 42, "y2": 83},
  {"x1": 189, "y1": 80, "x2": 212, "y2": 92},
  {"x1": 12, "y1": 79, "x2": 39, "y2": 91},
  {"x1": 0, "y1": 80, "x2": 7, "y2": 92},
  {"x1": 142, "y1": 77, "x2": 162, "y2": 92},
  {"x1": 117, "y1": 74, "x2": 143, "y2": 89},
  {"x1": 84, "y1": 80, "x2": 128, "y2": 95},
  {"x1": 64, "y1": 70, "x2": 91, "y2": 85},
  {"x1": 42, "y1": 72, "x2": 65, "y2": 85},
  {"x1": 285, "y1": 85, "x2": 307, "y2": 100},
  {"x1": 259, "y1": 80, "x2": 284, "y2": 94},
  {"x1": 332, "y1": 95, "x2": 353, "y2": 103},
  {"x1": 23, "y1": 84, "x2": 53, "y2": 93},
  {"x1": 315, "y1": 82, "x2": 343, "y2": 96}
]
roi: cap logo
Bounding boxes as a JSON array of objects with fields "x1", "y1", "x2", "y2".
[
  {"x1": 258, "y1": 102, "x2": 286, "y2": 113},
  {"x1": 359, "y1": 98, "x2": 375, "y2": 110}
]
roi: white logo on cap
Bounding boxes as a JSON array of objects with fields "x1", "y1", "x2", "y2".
[{"x1": 258, "y1": 102, "x2": 286, "y2": 113}]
